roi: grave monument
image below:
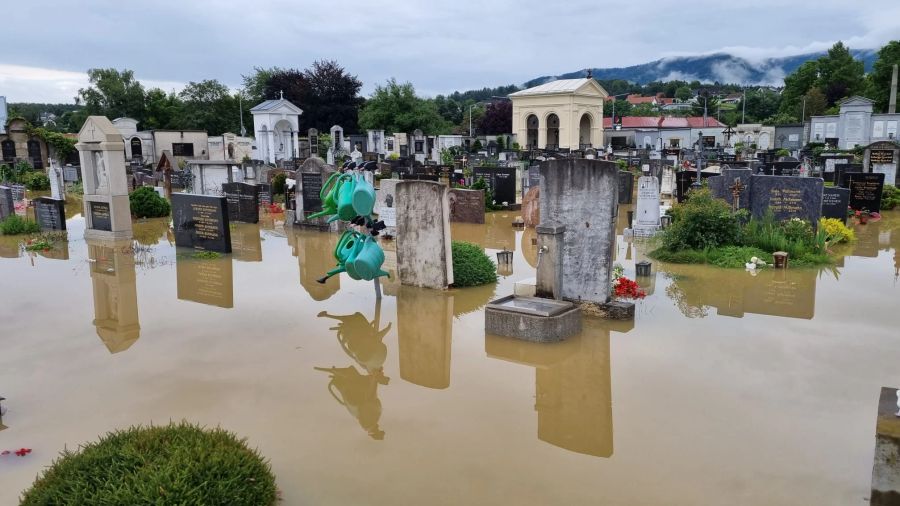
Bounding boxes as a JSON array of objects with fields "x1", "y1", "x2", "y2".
[{"x1": 77, "y1": 116, "x2": 132, "y2": 240}]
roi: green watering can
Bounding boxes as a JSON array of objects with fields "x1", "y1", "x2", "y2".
[
  {"x1": 318, "y1": 231, "x2": 389, "y2": 283},
  {"x1": 351, "y1": 174, "x2": 376, "y2": 217}
]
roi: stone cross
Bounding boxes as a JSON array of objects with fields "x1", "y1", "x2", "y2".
[{"x1": 729, "y1": 177, "x2": 745, "y2": 212}]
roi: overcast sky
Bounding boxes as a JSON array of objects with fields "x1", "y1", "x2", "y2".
[{"x1": 1, "y1": 0, "x2": 898, "y2": 104}]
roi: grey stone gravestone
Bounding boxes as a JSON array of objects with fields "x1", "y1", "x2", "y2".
[
  {"x1": 707, "y1": 175, "x2": 725, "y2": 198},
  {"x1": 0, "y1": 185, "x2": 13, "y2": 219},
  {"x1": 34, "y1": 197, "x2": 66, "y2": 231},
  {"x1": 844, "y1": 172, "x2": 885, "y2": 212},
  {"x1": 821, "y1": 187, "x2": 850, "y2": 223},
  {"x1": 10, "y1": 184, "x2": 25, "y2": 201},
  {"x1": 222, "y1": 182, "x2": 259, "y2": 224},
  {"x1": 618, "y1": 172, "x2": 634, "y2": 204},
  {"x1": 749, "y1": 175, "x2": 823, "y2": 225},
  {"x1": 63, "y1": 165, "x2": 80, "y2": 182},
  {"x1": 171, "y1": 193, "x2": 232, "y2": 253}
]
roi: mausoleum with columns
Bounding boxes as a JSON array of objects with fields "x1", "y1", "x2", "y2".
[
  {"x1": 510, "y1": 78, "x2": 608, "y2": 151},
  {"x1": 251, "y1": 94, "x2": 303, "y2": 164}
]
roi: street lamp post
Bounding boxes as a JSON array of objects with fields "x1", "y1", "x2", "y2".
[{"x1": 693, "y1": 130, "x2": 704, "y2": 188}]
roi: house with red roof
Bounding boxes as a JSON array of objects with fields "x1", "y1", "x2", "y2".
[{"x1": 603, "y1": 116, "x2": 727, "y2": 150}]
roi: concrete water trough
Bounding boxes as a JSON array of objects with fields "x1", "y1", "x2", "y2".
[{"x1": 484, "y1": 295, "x2": 582, "y2": 343}]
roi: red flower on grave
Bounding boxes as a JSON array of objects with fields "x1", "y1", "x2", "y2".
[
  {"x1": 614, "y1": 276, "x2": 646, "y2": 300},
  {"x1": 14, "y1": 448, "x2": 31, "y2": 457}
]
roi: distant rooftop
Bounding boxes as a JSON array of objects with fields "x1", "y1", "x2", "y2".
[{"x1": 509, "y1": 78, "x2": 594, "y2": 97}]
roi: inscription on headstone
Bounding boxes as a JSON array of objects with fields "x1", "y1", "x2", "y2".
[
  {"x1": 473, "y1": 166, "x2": 516, "y2": 204},
  {"x1": 301, "y1": 173, "x2": 323, "y2": 213},
  {"x1": 222, "y1": 182, "x2": 259, "y2": 224},
  {"x1": 90, "y1": 202, "x2": 112, "y2": 231},
  {"x1": 34, "y1": 197, "x2": 66, "y2": 231},
  {"x1": 172, "y1": 193, "x2": 232, "y2": 253},
  {"x1": 63, "y1": 165, "x2": 80, "y2": 182},
  {"x1": 821, "y1": 187, "x2": 850, "y2": 223},
  {"x1": 844, "y1": 172, "x2": 885, "y2": 212},
  {"x1": 750, "y1": 176, "x2": 823, "y2": 225},
  {"x1": 257, "y1": 183, "x2": 272, "y2": 206}
]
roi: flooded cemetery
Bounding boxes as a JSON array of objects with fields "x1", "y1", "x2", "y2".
[{"x1": 0, "y1": 128, "x2": 899, "y2": 504}]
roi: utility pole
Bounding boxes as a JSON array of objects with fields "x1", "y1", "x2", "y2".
[
  {"x1": 238, "y1": 92, "x2": 246, "y2": 138},
  {"x1": 741, "y1": 88, "x2": 746, "y2": 124}
]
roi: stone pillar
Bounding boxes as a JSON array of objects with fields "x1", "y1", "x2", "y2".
[
  {"x1": 535, "y1": 222, "x2": 565, "y2": 300},
  {"x1": 395, "y1": 180, "x2": 453, "y2": 289},
  {"x1": 538, "y1": 124, "x2": 547, "y2": 150},
  {"x1": 539, "y1": 159, "x2": 618, "y2": 304}
]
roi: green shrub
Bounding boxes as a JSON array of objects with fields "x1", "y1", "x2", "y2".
[
  {"x1": 661, "y1": 188, "x2": 742, "y2": 250},
  {"x1": 21, "y1": 171, "x2": 50, "y2": 191},
  {"x1": 0, "y1": 215, "x2": 40, "y2": 235},
  {"x1": 271, "y1": 173, "x2": 287, "y2": 195},
  {"x1": 775, "y1": 148, "x2": 790, "y2": 158},
  {"x1": 451, "y1": 241, "x2": 497, "y2": 287},
  {"x1": 648, "y1": 247, "x2": 710, "y2": 264},
  {"x1": 707, "y1": 246, "x2": 772, "y2": 268},
  {"x1": 129, "y1": 186, "x2": 171, "y2": 218},
  {"x1": 742, "y1": 212, "x2": 815, "y2": 259},
  {"x1": 20, "y1": 422, "x2": 277, "y2": 505},
  {"x1": 883, "y1": 185, "x2": 900, "y2": 211}
]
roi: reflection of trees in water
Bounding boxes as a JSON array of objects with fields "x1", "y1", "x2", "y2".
[
  {"x1": 664, "y1": 274, "x2": 709, "y2": 319},
  {"x1": 132, "y1": 218, "x2": 172, "y2": 246},
  {"x1": 451, "y1": 282, "x2": 497, "y2": 317},
  {"x1": 315, "y1": 308, "x2": 391, "y2": 440}
]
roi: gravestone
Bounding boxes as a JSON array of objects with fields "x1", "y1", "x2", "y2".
[
  {"x1": 835, "y1": 164, "x2": 863, "y2": 188},
  {"x1": 257, "y1": 183, "x2": 272, "y2": 206},
  {"x1": 63, "y1": 165, "x2": 80, "y2": 182},
  {"x1": 707, "y1": 175, "x2": 725, "y2": 198},
  {"x1": 10, "y1": 184, "x2": 25, "y2": 202},
  {"x1": 844, "y1": 172, "x2": 885, "y2": 212},
  {"x1": 448, "y1": 188, "x2": 485, "y2": 224},
  {"x1": 822, "y1": 155, "x2": 854, "y2": 183},
  {"x1": 395, "y1": 180, "x2": 453, "y2": 289},
  {"x1": 632, "y1": 173, "x2": 660, "y2": 237},
  {"x1": 48, "y1": 164, "x2": 65, "y2": 200},
  {"x1": 295, "y1": 158, "x2": 336, "y2": 229},
  {"x1": 34, "y1": 197, "x2": 66, "y2": 231},
  {"x1": 675, "y1": 171, "x2": 705, "y2": 203},
  {"x1": 330, "y1": 125, "x2": 344, "y2": 152},
  {"x1": 222, "y1": 182, "x2": 260, "y2": 224},
  {"x1": 821, "y1": 187, "x2": 850, "y2": 223},
  {"x1": 76, "y1": 116, "x2": 132, "y2": 240},
  {"x1": 308, "y1": 128, "x2": 319, "y2": 157},
  {"x1": 749, "y1": 175, "x2": 823, "y2": 225},
  {"x1": 375, "y1": 179, "x2": 398, "y2": 237},
  {"x1": 171, "y1": 193, "x2": 232, "y2": 253},
  {"x1": 473, "y1": 166, "x2": 516, "y2": 205},
  {"x1": 618, "y1": 171, "x2": 634, "y2": 204},
  {"x1": 0, "y1": 186, "x2": 12, "y2": 220},
  {"x1": 539, "y1": 159, "x2": 618, "y2": 304},
  {"x1": 865, "y1": 141, "x2": 899, "y2": 186}
]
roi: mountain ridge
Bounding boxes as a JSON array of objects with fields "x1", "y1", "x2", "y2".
[{"x1": 524, "y1": 49, "x2": 878, "y2": 88}]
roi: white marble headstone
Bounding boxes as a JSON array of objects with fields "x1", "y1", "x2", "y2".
[{"x1": 633, "y1": 174, "x2": 661, "y2": 237}]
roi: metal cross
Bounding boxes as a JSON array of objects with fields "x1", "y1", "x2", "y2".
[{"x1": 729, "y1": 177, "x2": 745, "y2": 212}]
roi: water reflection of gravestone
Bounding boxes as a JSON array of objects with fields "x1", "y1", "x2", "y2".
[
  {"x1": 88, "y1": 238, "x2": 141, "y2": 353},
  {"x1": 398, "y1": 287, "x2": 453, "y2": 389},
  {"x1": 485, "y1": 322, "x2": 615, "y2": 458},
  {"x1": 77, "y1": 116, "x2": 132, "y2": 240},
  {"x1": 230, "y1": 223, "x2": 262, "y2": 262},
  {"x1": 176, "y1": 255, "x2": 234, "y2": 308},
  {"x1": 291, "y1": 227, "x2": 340, "y2": 301}
]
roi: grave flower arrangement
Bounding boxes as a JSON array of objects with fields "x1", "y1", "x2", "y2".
[{"x1": 611, "y1": 264, "x2": 646, "y2": 300}]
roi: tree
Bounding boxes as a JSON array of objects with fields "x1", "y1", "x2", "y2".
[
  {"x1": 77, "y1": 68, "x2": 146, "y2": 127},
  {"x1": 242, "y1": 66, "x2": 282, "y2": 105},
  {"x1": 779, "y1": 60, "x2": 820, "y2": 116},
  {"x1": 177, "y1": 80, "x2": 240, "y2": 135},
  {"x1": 740, "y1": 88, "x2": 781, "y2": 122},
  {"x1": 478, "y1": 101, "x2": 512, "y2": 135},
  {"x1": 358, "y1": 79, "x2": 450, "y2": 134},
  {"x1": 692, "y1": 89, "x2": 719, "y2": 118},
  {"x1": 143, "y1": 88, "x2": 181, "y2": 130},
  {"x1": 802, "y1": 87, "x2": 828, "y2": 118},
  {"x1": 762, "y1": 112, "x2": 800, "y2": 126},
  {"x1": 816, "y1": 41, "x2": 865, "y2": 106},
  {"x1": 263, "y1": 61, "x2": 363, "y2": 132},
  {"x1": 866, "y1": 40, "x2": 900, "y2": 112},
  {"x1": 675, "y1": 86, "x2": 692, "y2": 101},
  {"x1": 433, "y1": 95, "x2": 463, "y2": 125}
]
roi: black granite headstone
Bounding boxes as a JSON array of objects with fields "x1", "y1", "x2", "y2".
[
  {"x1": 34, "y1": 197, "x2": 66, "y2": 231},
  {"x1": 836, "y1": 164, "x2": 863, "y2": 188},
  {"x1": 0, "y1": 186, "x2": 13, "y2": 220},
  {"x1": 172, "y1": 193, "x2": 232, "y2": 253},
  {"x1": 89, "y1": 201, "x2": 112, "y2": 231},
  {"x1": 675, "y1": 171, "x2": 712, "y2": 203},
  {"x1": 473, "y1": 166, "x2": 516, "y2": 205},
  {"x1": 721, "y1": 168, "x2": 753, "y2": 210},
  {"x1": 843, "y1": 172, "x2": 885, "y2": 212},
  {"x1": 257, "y1": 183, "x2": 272, "y2": 206},
  {"x1": 300, "y1": 172, "x2": 323, "y2": 213},
  {"x1": 749, "y1": 175, "x2": 823, "y2": 225},
  {"x1": 821, "y1": 187, "x2": 850, "y2": 223},
  {"x1": 618, "y1": 171, "x2": 634, "y2": 204},
  {"x1": 222, "y1": 182, "x2": 259, "y2": 224}
]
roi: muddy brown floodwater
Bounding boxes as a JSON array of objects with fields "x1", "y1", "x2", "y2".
[{"x1": 1, "y1": 205, "x2": 899, "y2": 505}]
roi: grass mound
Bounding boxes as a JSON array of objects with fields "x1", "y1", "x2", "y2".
[{"x1": 20, "y1": 422, "x2": 277, "y2": 505}]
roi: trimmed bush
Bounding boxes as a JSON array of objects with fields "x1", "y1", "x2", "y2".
[
  {"x1": 0, "y1": 215, "x2": 40, "y2": 235},
  {"x1": 129, "y1": 186, "x2": 171, "y2": 218},
  {"x1": 451, "y1": 241, "x2": 497, "y2": 287},
  {"x1": 883, "y1": 184, "x2": 900, "y2": 211},
  {"x1": 662, "y1": 188, "x2": 742, "y2": 250},
  {"x1": 21, "y1": 171, "x2": 50, "y2": 191},
  {"x1": 20, "y1": 422, "x2": 277, "y2": 505},
  {"x1": 271, "y1": 173, "x2": 287, "y2": 195}
]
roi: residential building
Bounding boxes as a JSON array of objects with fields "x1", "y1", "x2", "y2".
[
  {"x1": 602, "y1": 116, "x2": 727, "y2": 150},
  {"x1": 510, "y1": 78, "x2": 607, "y2": 150}
]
